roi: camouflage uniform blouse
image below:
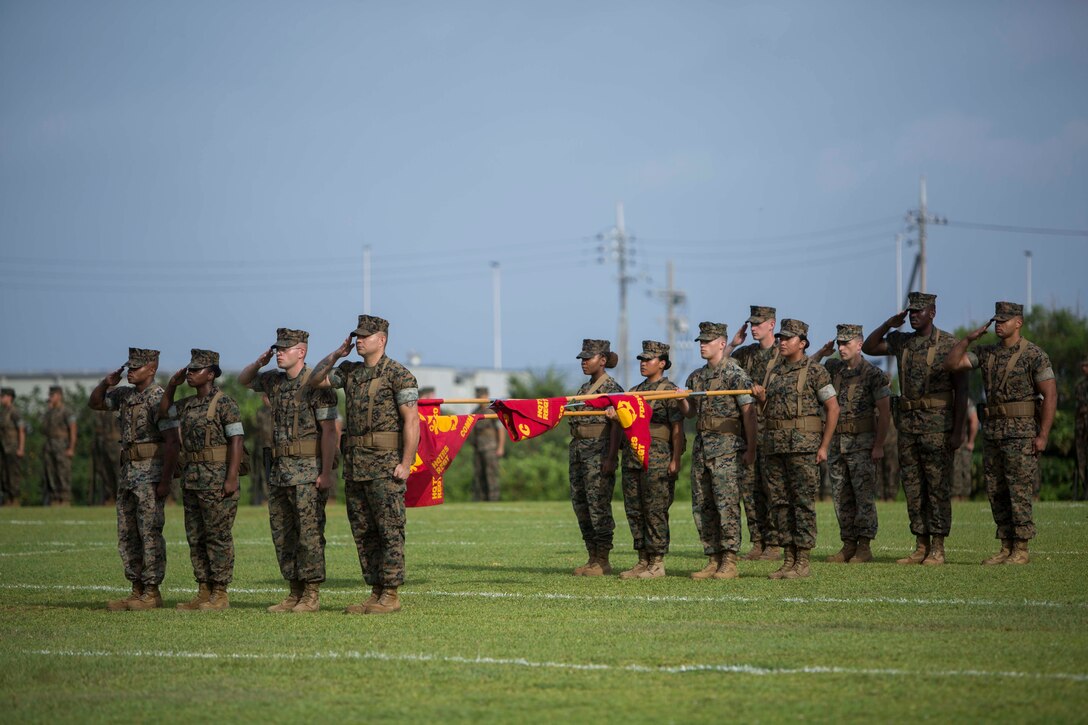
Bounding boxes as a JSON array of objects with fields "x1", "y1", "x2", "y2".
[
  {"x1": 967, "y1": 339, "x2": 1054, "y2": 440},
  {"x1": 1076, "y1": 378, "x2": 1088, "y2": 424},
  {"x1": 732, "y1": 342, "x2": 781, "y2": 391},
  {"x1": 42, "y1": 405, "x2": 77, "y2": 443},
  {"x1": 472, "y1": 411, "x2": 503, "y2": 453},
  {"x1": 623, "y1": 377, "x2": 684, "y2": 472},
  {"x1": 249, "y1": 366, "x2": 339, "y2": 486},
  {"x1": 0, "y1": 404, "x2": 25, "y2": 455},
  {"x1": 330, "y1": 355, "x2": 418, "y2": 481},
  {"x1": 886, "y1": 327, "x2": 957, "y2": 435},
  {"x1": 685, "y1": 358, "x2": 755, "y2": 459},
  {"x1": 105, "y1": 385, "x2": 180, "y2": 488},
  {"x1": 569, "y1": 375, "x2": 624, "y2": 442},
  {"x1": 176, "y1": 388, "x2": 244, "y2": 491},
  {"x1": 824, "y1": 357, "x2": 891, "y2": 454},
  {"x1": 763, "y1": 357, "x2": 835, "y2": 455}
]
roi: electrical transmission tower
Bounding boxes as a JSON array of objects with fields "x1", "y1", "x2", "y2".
[{"x1": 903, "y1": 175, "x2": 947, "y2": 298}]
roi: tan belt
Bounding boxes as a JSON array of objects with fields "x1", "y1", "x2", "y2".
[
  {"x1": 345, "y1": 432, "x2": 402, "y2": 451},
  {"x1": 123, "y1": 442, "x2": 164, "y2": 461},
  {"x1": 987, "y1": 401, "x2": 1036, "y2": 419},
  {"x1": 272, "y1": 440, "x2": 320, "y2": 459},
  {"x1": 572, "y1": 423, "x2": 608, "y2": 440},
  {"x1": 900, "y1": 391, "x2": 953, "y2": 412},
  {"x1": 696, "y1": 416, "x2": 741, "y2": 435},
  {"x1": 650, "y1": 423, "x2": 671, "y2": 443},
  {"x1": 836, "y1": 417, "x2": 875, "y2": 435},
  {"x1": 181, "y1": 446, "x2": 229, "y2": 464},
  {"x1": 764, "y1": 416, "x2": 824, "y2": 432}
]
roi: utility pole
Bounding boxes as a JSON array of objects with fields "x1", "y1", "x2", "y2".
[
  {"x1": 655, "y1": 260, "x2": 688, "y2": 353},
  {"x1": 596, "y1": 202, "x2": 636, "y2": 386},
  {"x1": 905, "y1": 176, "x2": 946, "y2": 293},
  {"x1": 1024, "y1": 251, "x2": 1033, "y2": 314},
  {"x1": 363, "y1": 245, "x2": 372, "y2": 314},
  {"x1": 491, "y1": 261, "x2": 502, "y2": 369}
]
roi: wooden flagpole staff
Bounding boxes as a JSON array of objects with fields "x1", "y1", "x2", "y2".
[{"x1": 424, "y1": 388, "x2": 752, "y2": 407}]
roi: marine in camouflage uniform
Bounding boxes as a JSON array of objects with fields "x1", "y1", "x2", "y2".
[
  {"x1": 313, "y1": 315, "x2": 419, "y2": 615},
  {"x1": 812, "y1": 324, "x2": 891, "y2": 564},
  {"x1": 0, "y1": 387, "x2": 27, "y2": 507},
  {"x1": 40, "y1": 386, "x2": 77, "y2": 506},
  {"x1": 249, "y1": 396, "x2": 273, "y2": 505},
  {"x1": 569, "y1": 339, "x2": 624, "y2": 576},
  {"x1": 754, "y1": 319, "x2": 839, "y2": 580},
  {"x1": 950, "y1": 400, "x2": 979, "y2": 500},
  {"x1": 1075, "y1": 359, "x2": 1088, "y2": 501},
  {"x1": 729, "y1": 305, "x2": 781, "y2": 560},
  {"x1": 241, "y1": 328, "x2": 339, "y2": 613},
  {"x1": 614, "y1": 341, "x2": 685, "y2": 579},
  {"x1": 947, "y1": 302, "x2": 1057, "y2": 565},
  {"x1": 164, "y1": 349, "x2": 245, "y2": 610},
  {"x1": 863, "y1": 292, "x2": 967, "y2": 566},
  {"x1": 92, "y1": 409, "x2": 121, "y2": 505},
  {"x1": 471, "y1": 385, "x2": 504, "y2": 502},
  {"x1": 89, "y1": 348, "x2": 180, "y2": 611},
  {"x1": 682, "y1": 324, "x2": 758, "y2": 581}
]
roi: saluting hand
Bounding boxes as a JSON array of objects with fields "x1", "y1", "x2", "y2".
[
  {"x1": 104, "y1": 366, "x2": 124, "y2": 387},
  {"x1": 813, "y1": 340, "x2": 835, "y2": 360},
  {"x1": 966, "y1": 319, "x2": 993, "y2": 342},
  {"x1": 730, "y1": 322, "x2": 749, "y2": 349},
  {"x1": 256, "y1": 347, "x2": 274, "y2": 366},
  {"x1": 885, "y1": 310, "x2": 909, "y2": 329},
  {"x1": 335, "y1": 336, "x2": 354, "y2": 359},
  {"x1": 168, "y1": 367, "x2": 187, "y2": 387}
]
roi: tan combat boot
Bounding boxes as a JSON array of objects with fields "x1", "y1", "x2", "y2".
[
  {"x1": 199, "y1": 585, "x2": 230, "y2": 611},
  {"x1": 922, "y1": 536, "x2": 945, "y2": 566},
  {"x1": 106, "y1": 582, "x2": 143, "y2": 611},
  {"x1": 619, "y1": 551, "x2": 650, "y2": 580},
  {"x1": 126, "y1": 584, "x2": 163, "y2": 610},
  {"x1": 783, "y1": 548, "x2": 811, "y2": 579},
  {"x1": 759, "y1": 545, "x2": 783, "y2": 561},
  {"x1": 639, "y1": 554, "x2": 666, "y2": 579},
  {"x1": 1004, "y1": 539, "x2": 1030, "y2": 565},
  {"x1": 583, "y1": 549, "x2": 612, "y2": 577},
  {"x1": 826, "y1": 539, "x2": 857, "y2": 563},
  {"x1": 768, "y1": 545, "x2": 796, "y2": 580},
  {"x1": 176, "y1": 582, "x2": 212, "y2": 611},
  {"x1": 267, "y1": 580, "x2": 304, "y2": 613},
  {"x1": 345, "y1": 585, "x2": 382, "y2": 614},
  {"x1": 742, "y1": 540, "x2": 765, "y2": 561},
  {"x1": 366, "y1": 586, "x2": 401, "y2": 614},
  {"x1": 573, "y1": 547, "x2": 595, "y2": 576},
  {"x1": 291, "y1": 582, "x2": 320, "y2": 612},
  {"x1": 982, "y1": 539, "x2": 1013, "y2": 565},
  {"x1": 896, "y1": 535, "x2": 930, "y2": 565},
  {"x1": 712, "y1": 551, "x2": 739, "y2": 580},
  {"x1": 690, "y1": 553, "x2": 722, "y2": 580},
  {"x1": 849, "y1": 538, "x2": 874, "y2": 564}
]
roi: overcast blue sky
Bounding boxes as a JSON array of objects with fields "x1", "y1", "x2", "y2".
[{"x1": 2, "y1": 0, "x2": 1086, "y2": 385}]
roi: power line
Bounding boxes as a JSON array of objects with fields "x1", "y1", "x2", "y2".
[{"x1": 945, "y1": 221, "x2": 1088, "y2": 237}]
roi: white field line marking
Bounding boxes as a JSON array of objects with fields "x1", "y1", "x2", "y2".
[
  {"x1": 0, "y1": 520, "x2": 103, "y2": 525},
  {"x1": 0, "y1": 549, "x2": 84, "y2": 558},
  {"x1": 2, "y1": 583, "x2": 1085, "y2": 610},
  {"x1": 19, "y1": 648, "x2": 1088, "y2": 683}
]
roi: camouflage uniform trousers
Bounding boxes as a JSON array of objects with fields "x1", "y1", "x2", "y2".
[
  {"x1": 93, "y1": 442, "x2": 120, "y2": 503},
  {"x1": 569, "y1": 438, "x2": 616, "y2": 553},
  {"x1": 983, "y1": 437, "x2": 1037, "y2": 541},
  {"x1": 690, "y1": 445, "x2": 746, "y2": 555},
  {"x1": 346, "y1": 477, "x2": 406, "y2": 587},
  {"x1": 828, "y1": 444, "x2": 878, "y2": 542},
  {"x1": 898, "y1": 431, "x2": 953, "y2": 537},
  {"x1": 183, "y1": 488, "x2": 240, "y2": 584},
  {"x1": 472, "y1": 449, "x2": 501, "y2": 502},
  {"x1": 739, "y1": 452, "x2": 770, "y2": 544},
  {"x1": 116, "y1": 483, "x2": 167, "y2": 586},
  {"x1": 1075, "y1": 419, "x2": 1087, "y2": 498},
  {"x1": 268, "y1": 482, "x2": 329, "y2": 583},
  {"x1": 249, "y1": 448, "x2": 270, "y2": 505},
  {"x1": 621, "y1": 441, "x2": 676, "y2": 555},
  {"x1": 1, "y1": 453, "x2": 22, "y2": 504},
  {"x1": 951, "y1": 445, "x2": 973, "y2": 498},
  {"x1": 41, "y1": 438, "x2": 72, "y2": 504},
  {"x1": 763, "y1": 452, "x2": 819, "y2": 549}
]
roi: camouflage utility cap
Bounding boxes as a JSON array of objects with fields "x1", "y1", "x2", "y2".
[
  {"x1": 695, "y1": 322, "x2": 728, "y2": 342},
  {"x1": 419, "y1": 387, "x2": 436, "y2": 398},
  {"x1": 906, "y1": 292, "x2": 937, "y2": 310},
  {"x1": 637, "y1": 340, "x2": 670, "y2": 360},
  {"x1": 474, "y1": 386, "x2": 490, "y2": 397},
  {"x1": 1, "y1": 387, "x2": 14, "y2": 398},
  {"x1": 188, "y1": 349, "x2": 220, "y2": 370},
  {"x1": 747, "y1": 305, "x2": 777, "y2": 324},
  {"x1": 127, "y1": 348, "x2": 160, "y2": 368},
  {"x1": 48, "y1": 385, "x2": 63, "y2": 395},
  {"x1": 836, "y1": 324, "x2": 863, "y2": 342},
  {"x1": 273, "y1": 328, "x2": 309, "y2": 348},
  {"x1": 993, "y1": 301, "x2": 1024, "y2": 321},
  {"x1": 776, "y1": 319, "x2": 809, "y2": 340},
  {"x1": 353, "y1": 315, "x2": 389, "y2": 337},
  {"x1": 576, "y1": 339, "x2": 612, "y2": 359}
]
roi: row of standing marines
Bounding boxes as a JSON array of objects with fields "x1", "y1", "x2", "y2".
[{"x1": 55, "y1": 293, "x2": 1058, "y2": 614}]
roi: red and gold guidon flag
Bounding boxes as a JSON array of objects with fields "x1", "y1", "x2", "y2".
[
  {"x1": 582, "y1": 394, "x2": 651, "y2": 470},
  {"x1": 406, "y1": 411, "x2": 479, "y2": 507},
  {"x1": 490, "y1": 397, "x2": 569, "y2": 442}
]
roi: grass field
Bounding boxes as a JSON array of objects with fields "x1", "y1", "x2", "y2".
[{"x1": 1, "y1": 499, "x2": 1086, "y2": 723}]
